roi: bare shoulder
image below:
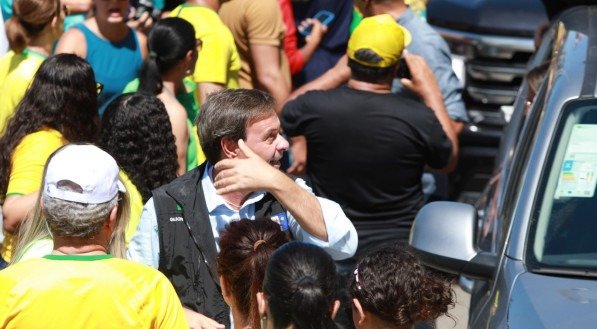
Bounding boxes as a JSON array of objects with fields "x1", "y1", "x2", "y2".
[
  {"x1": 55, "y1": 26, "x2": 87, "y2": 58},
  {"x1": 158, "y1": 94, "x2": 187, "y2": 121}
]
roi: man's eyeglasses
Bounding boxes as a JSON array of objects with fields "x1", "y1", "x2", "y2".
[{"x1": 96, "y1": 82, "x2": 104, "y2": 95}]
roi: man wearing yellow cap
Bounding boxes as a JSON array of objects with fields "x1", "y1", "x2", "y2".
[
  {"x1": 286, "y1": 0, "x2": 466, "y2": 203},
  {"x1": 282, "y1": 16, "x2": 457, "y2": 327},
  {"x1": 281, "y1": 14, "x2": 457, "y2": 260}
]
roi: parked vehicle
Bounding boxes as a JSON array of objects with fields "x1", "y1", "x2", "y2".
[
  {"x1": 410, "y1": 6, "x2": 597, "y2": 328},
  {"x1": 426, "y1": 0, "x2": 548, "y2": 200}
]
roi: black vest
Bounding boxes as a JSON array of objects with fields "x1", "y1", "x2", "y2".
[{"x1": 152, "y1": 163, "x2": 285, "y2": 328}]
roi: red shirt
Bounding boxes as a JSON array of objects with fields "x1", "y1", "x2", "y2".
[{"x1": 278, "y1": 0, "x2": 305, "y2": 75}]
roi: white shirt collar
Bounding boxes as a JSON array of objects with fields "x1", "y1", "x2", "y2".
[{"x1": 202, "y1": 163, "x2": 266, "y2": 213}]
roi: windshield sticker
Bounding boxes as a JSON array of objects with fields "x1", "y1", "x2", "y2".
[{"x1": 555, "y1": 124, "x2": 597, "y2": 198}]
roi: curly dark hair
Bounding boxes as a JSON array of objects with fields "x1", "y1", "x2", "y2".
[
  {"x1": 99, "y1": 93, "x2": 178, "y2": 202},
  {"x1": 263, "y1": 242, "x2": 338, "y2": 329},
  {"x1": 0, "y1": 53, "x2": 99, "y2": 199},
  {"x1": 349, "y1": 245, "x2": 454, "y2": 328},
  {"x1": 216, "y1": 218, "x2": 289, "y2": 329}
]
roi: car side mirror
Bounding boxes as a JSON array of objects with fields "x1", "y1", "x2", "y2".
[{"x1": 409, "y1": 201, "x2": 497, "y2": 280}]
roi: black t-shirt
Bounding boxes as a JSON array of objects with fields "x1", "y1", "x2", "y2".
[{"x1": 281, "y1": 86, "x2": 452, "y2": 249}]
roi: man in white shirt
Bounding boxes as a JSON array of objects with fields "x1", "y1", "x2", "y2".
[{"x1": 128, "y1": 88, "x2": 357, "y2": 329}]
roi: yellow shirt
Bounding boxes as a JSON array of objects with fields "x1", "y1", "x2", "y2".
[
  {"x1": 120, "y1": 171, "x2": 144, "y2": 244},
  {"x1": 0, "y1": 255, "x2": 188, "y2": 329},
  {"x1": 170, "y1": 4, "x2": 241, "y2": 95},
  {"x1": 0, "y1": 50, "x2": 46, "y2": 135},
  {"x1": 1, "y1": 129, "x2": 65, "y2": 262}
]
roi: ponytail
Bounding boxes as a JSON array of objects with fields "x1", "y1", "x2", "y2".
[
  {"x1": 138, "y1": 57, "x2": 163, "y2": 95},
  {"x1": 216, "y1": 218, "x2": 289, "y2": 329},
  {"x1": 286, "y1": 276, "x2": 337, "y2": 329},
  {"x1": 6, "y1": 0, "x2": 60, "y2": 53},
  {"x1": 264, "y1": 242, "x2": 338, "y2": 329},
  {"x1": 138, "y1": 17, "x2": 196, "y2": 96},
  {"x1": 5, "y1": 17, "x2": 30, "y2": 53}
]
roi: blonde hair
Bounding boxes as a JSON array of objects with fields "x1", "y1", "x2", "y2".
[
  {"x1": 11, "y1": 145, "x2": 131, "y2": 263},
  {"x1": 12, "y1": 191, "x2": 131, "y2": 262}
]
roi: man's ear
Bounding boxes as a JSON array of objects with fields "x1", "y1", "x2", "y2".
[
  {"x1": 331, "y1": 299, "x2": 341, "y2": 319},
  {"x1": 352, "y1": 298, "x2": 367, "y2": 326},
  {"x1": 106, "y1": 205, "x2": 118, "y2": 231},
  {"x1": 220, "y1": 136, "x2": 239, "y2": 159}
]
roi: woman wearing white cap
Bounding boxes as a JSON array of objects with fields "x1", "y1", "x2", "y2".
[{"x1": 0, "y1": 53, "x2": 99, "y2": 268}]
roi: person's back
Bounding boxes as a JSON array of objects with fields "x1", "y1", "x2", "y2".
[
  {"x1": 0, "y1": 143, "x2": 188, "y2": 329},
  {"x1": 169, "y1": 3, "x2": 241, "y2": 101},
  {"x1": 281, "y1": 15, "x2": 455, "y2": 257},
  {"x1": 0, "y1": 50, "x2": 45, "y2": 133},
  {"x1": 282, "y1": 87, "x2": 451, "y2": 255},
  {"x1": 219, "y1": 0, "x2": 291, "y2": 111},
  {"x1": 0, "y1": 256, "x2": 187, "y2": 329},
  {"x1": 282, "y1": 87, "x2": 449, "y2": 224},
  {"x1": 0, "y1": 0, "x2": 66, "y2": 134},
  {"x1": 219, "y1": 0, "x2": 290, "y2": 89}
]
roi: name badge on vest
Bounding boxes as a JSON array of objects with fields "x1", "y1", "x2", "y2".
[{"x1": 270, "y1": 212, "x2": 289, "y2": 231}]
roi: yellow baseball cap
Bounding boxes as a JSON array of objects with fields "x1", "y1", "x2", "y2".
[{"x1": 347, "y1": 14, "x2": 412, "y2": 68}]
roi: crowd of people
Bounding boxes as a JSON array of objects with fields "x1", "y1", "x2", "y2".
[{"x1": 0, "y1": 0, "x2": 460, "y2": 328}]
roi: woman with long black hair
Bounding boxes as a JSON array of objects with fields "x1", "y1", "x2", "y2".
[{"x1": 0, "y1": 53, "x2": 99, "y2": 267}]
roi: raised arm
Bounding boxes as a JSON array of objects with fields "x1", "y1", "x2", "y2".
[
  {"x1": 250, "y1": 44, "x2": 290, "y2": 113},
  {"x1": 213, "y1": 140, "x2": 327, "y2": 240},
  {"x1": 198, "y1": 82, "x2": 225, "y2": 105},
  {"x1": 287, "y1": 55, "x2": 350, "y2": 101},
  {"x1": 400, "y1": 52, "x2": 459, "y2": 173}
]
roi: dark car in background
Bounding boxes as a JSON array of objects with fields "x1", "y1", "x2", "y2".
[
  {"x1": 410, "y1": 6, "x2": 597, "y2": 328},
  {"x1": 426, "y1": 0, "x2": 548, "y2": 201}
]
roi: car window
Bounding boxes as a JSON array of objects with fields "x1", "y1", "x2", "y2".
[
  {"x1": 529, "y1": 100, "x2": 597, "y2": 270},
  {"x1": 476, "y1": 26, "x2": 556, "y2": 254}
]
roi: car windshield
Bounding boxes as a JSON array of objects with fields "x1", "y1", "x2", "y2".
[{"x1": 529, "y1": 100, "x2": 597, "y2": 271}]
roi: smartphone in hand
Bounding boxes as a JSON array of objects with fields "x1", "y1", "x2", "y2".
[
  {"x1": 396, "y1": 57, "x2": 411, "y2": 79},
  {"x1": 300, "y1": 10, "x2": 335, "y2": 36},
  {"x1": 134, "y1": 0, "x2": 153, "y2": 20}
]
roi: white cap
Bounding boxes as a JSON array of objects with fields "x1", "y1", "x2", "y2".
[{"x1": 43, "y1": 144, "x2": 126, "y2": 204}]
